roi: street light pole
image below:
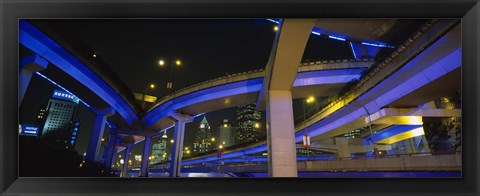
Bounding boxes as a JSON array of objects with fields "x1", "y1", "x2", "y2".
[
  {"x1": 165, "y1": 59, "x2": 181, "y2": 92},
  {"x1": 302, "y1": 99, "x2": 309, "y2": 161},
  {"x1": 143, "y1": 83, "x2": 155, "y2": 108},
  {"x1": 303, "y1": 96, "x2": 316, "y2": 161}
]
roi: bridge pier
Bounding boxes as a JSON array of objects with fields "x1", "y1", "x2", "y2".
[
  {"x1": 258, "y1": 19, "x2": 315, "y2": 177},
  {"x1": 140, "y1": 136, "x2": 152, "y2": 177},
  {"x1": 19, "y1": 54, "x2": 48, "y2": 105},
  {"x1": 168, "y1": 112, "x2": 194, "y2": 177},
  {"x1": 85, "y1": 107, "x2": 115, "y2": 162},
  {"x1": 266, "y1": 90, "x2": 298, "y2": 177},
  {"x1": 121, "y1": 145, "x2": 132, "y2": 177},
  {"x1": 103, "y1": 132, "x2": 120, "y2": 169},
  {"x1": 335, "y1": 137, "x2": 352, "y2": 158}
]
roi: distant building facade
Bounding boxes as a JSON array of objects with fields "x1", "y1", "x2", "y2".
[
  {"x1": 235, "y1": 104, "x2": 262, "y2": 144},
  {"x1": 218, "y1": 119, "x2": 235, "y2": 148},
  {"x1": 193, "y1": 116, "x2": 212, "y2": 154},
  {"x1": 150, "y1": 131, "x2": 168, "y2": 164},
  {"x1": 40, "y1": 90, "x2": 79, "y2": 148}
]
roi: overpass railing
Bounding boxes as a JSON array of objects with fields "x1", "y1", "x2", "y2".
[
  {"x1": 146, "y1": 58, "x2": 373, "y2": 114},
  {"x1": 175, "y1": 151, "x2": 461, "y2": 172}
]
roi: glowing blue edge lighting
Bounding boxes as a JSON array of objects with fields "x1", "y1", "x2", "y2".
[
  {"x1": 264, "y1": 19, "x2": 394, "y2": 48},
  {"x1": 35, "y1": 72, "x2": 91, "y2": 108},
  {"x1": 266, "y1": 19, "x2": 279, "y2": 24},
  {"x1": 362, "y1": 42, "x2": 395, "y2": 48},
  {"x1": 349, "y1": 42, "x2": 358, "y2": 60},
  {"x1": 106, "y1": 121, "x2": 113, "y2": 128},
  {"x1": 328, "y1": 35, "x2": 346, "y2": 41}
]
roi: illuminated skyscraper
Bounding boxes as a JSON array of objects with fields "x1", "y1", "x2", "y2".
[
  {"x1": 218, "y1": 119, "x2": 235, "y2": 148},
  {"x1": 151, "y1": 131, "x2": 168, "y2": 164},
  {"x1": 193, "y1": 116, "x2": 212, "y2": 154},
  {"x1": 41, "y1": 90, "x2": 79, "y2": 148},
  {"x1": 235, "y1": 104, "x2": 261, "y2": 144}
]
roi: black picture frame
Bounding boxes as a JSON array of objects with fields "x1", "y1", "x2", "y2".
[{"x1": 1, "y1": 0, "x2": 479, "y2": 195}]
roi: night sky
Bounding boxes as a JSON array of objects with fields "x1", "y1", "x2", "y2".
[{"x1": 20, "y1": 19, "x2": 353, "y2": 159}]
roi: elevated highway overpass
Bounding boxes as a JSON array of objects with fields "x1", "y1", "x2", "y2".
[
  {"x1": 179, "y1": 20, "x2": 461, "y2": 169},
  {"x1": 19, "y1": 18, "x2": 461, "y2": 177}
]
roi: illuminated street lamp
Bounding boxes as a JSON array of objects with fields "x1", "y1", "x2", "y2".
[
  {"x1": 303, "y1": 96, "x2": 317, "y2": 160},
  {"x1": 158, "y1": 59, "x2": 165, "y2": 66},
  {"x1": 159, "y1": 58, "x2": 183, "y2": 91},
  {"x1": 211, "y1": 137, "x2": 215, "y2": 142},
  {"x1": 143, "y1": 82, "x2": 156, "y2": 106},
  {"x1": 274, "y1": 26, "x2": 279, "y2": 31},
  {"x1": 170, "y1": 139, "x2": 174, "y2": 143}
]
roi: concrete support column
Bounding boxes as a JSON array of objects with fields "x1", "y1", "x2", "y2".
[
  {"x1": 266, "y1": 90, "x2": 298, "y2": 177},
  {"x1": 169, "y1": 120, "x2": 187, "y2": 177},
  {"x1": 140, "y1": 136, "x2": 153, "y2": 177},
  {"x1": 121, "y1": 145, "x2": 132, "y2": 178},
  {"x1": 168, "y1": 111, "x2": 194, "y2": 177},
  {"x1": 335, "y1": 137, "x2": 351, "y2": 158},
  {"x1": 103, "y1": 133, "x2": 119, "y2": 169},
  {"x1": 19, "y1": 54, "x2": 48, "y2": 105},
  {"x1": 85, "y1": 108, "x2": 115, "y2": 162}
]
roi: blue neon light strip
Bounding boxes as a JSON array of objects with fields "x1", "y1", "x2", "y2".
[
  {"x1": 106, "y1": 121, "x2": 112, "y2": 128},
  {"x1": 265, "y1": 19, "x2": 394, "y2": 48},
  {"x1": 35, "y1": 72, "x2": 91, "y2": 108},
  {"x1": 266, "y1": 19, "x2": 279, "y2": 24},
  {"x1": 349, "y1": 42, "x2": 358, "y2": 60},
  {"x1": 361, "y1": 42, "x2": 394, "y2": 48},
  {"x1": 328, "y1": 35, "x2": 346, "y2": 41},
  {"x1": 193, "y1": 112, "x2": 205, "y2": 118}
]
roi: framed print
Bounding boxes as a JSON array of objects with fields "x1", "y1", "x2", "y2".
[{"x1": 1, "y1": 0, "x2": 479, "y2": 195}]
